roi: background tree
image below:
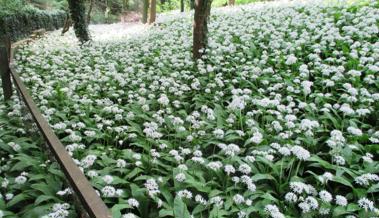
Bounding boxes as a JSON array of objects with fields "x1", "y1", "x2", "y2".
[
  {"x1": 67, "y1": 0, "x2": 90, "y2": 42},
  {"x1": 87, "y1": 0, "x2": 95, "y2": 23},
  {"x1": 180, "y1": 0, "x2": 184, "y2": 12},
  {"x1": 148, "y1": 0, "x2": 156, "y2": 24},
  {"x1": 193, "y1": 0, "x2": 212, "y2": 59},
  {"x1": 228, "y1": 0, "x2": 234, "y2": 6},
  {"x1": 190, "y1": 0, "x2": 194, "y2": 9},
  {"x1": 142, "y1": 0, "x2": 149, "y2": 23}
]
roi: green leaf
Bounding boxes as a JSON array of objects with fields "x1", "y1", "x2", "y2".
[
  {"x1": 7, "y1": 193, "x2": 29, "y2": 208},
  {"x1": 332, "y1": 176, "x2": 353, "y2": 188},
  {"x1": 159, "y1": 209, "x2": 174, "y2": 217},
  {"x1": 34, "y1": 195, "x2": 58, "y2": 205},
  {"x1": 251, "y1": 173, "x2": 276, "y2": 182},
  {"x1": 173, "y1": 197, "x2": 190, "y2": 218},
  {"x1": 111, "y1": 204, "x2": 131, "y2": 218},
  {"x1": 367, "y1": 183, "x2": 379, "y2": 193}
]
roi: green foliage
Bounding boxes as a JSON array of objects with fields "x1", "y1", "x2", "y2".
[
  {"x1": 0, "y1": 2, "x2": 65, "y2": 42},
  {"x1": 0, "y1": 100, "x2": 76, "y2": 217}
]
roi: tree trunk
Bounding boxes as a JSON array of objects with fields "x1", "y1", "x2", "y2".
[
  {"x1": 67, "y1": 0, "x2": 90, "y2": 43},
  {"x1": 149, "y1": 0, "x2": 156, "y2": 24},
  {"x1": 61, "y1": 12, "x2": 72, "y2": 35},
  {"x1": 228, "y1": 0, "x2": 235, "y2": 6},
  {"x1": 193, "y1": 0, "x2": 212, "y2": 59},
  {"x1": 190, "y1": 0, "x2": 195, "y2": 10},
  {"x1": 142, "y1": 0, "x2": 149, "y2": 24},
  {"x1": 180, "y1": 0, "x2": 184, "y2": 12},
  {"x1": 87, "y1": 0, "x2": 94, "y2": 24}
]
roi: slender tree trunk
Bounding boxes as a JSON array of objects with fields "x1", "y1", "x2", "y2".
[
  {"x1": 228, "y1": 0, "x2": 235, "y2": 6},
  {"x1": 149, "y1": 0, "x2": 156, "y2": 24},
  {"x1": 180, "y1": 0, "x2": 184, "y2": 12},
  {"x1": 67, "y1": 0, "x2": 90, "y2": 43},
  {"x1": 190, "y1": 0, "x2": 195, "y2": 9},
  {"x1": 193, "y1": 0, "x2": 212, "y2": 59},
  {"x1": 142, "y1": 0, "x2": 149, "y2": 24},
  {"x1": 87, "y1": 0, "x2": 94, "y2": 24}
]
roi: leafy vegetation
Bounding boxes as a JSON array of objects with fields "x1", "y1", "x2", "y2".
[
  {"x1": 0, "y1": 96, "x2": 76, "y2": 217},
  {"x1": 7, "y1": 0, "x2": 379, "y2": 217},
  {"x1": 0, "y1": 3, "x2": 65, "y2": 41}
]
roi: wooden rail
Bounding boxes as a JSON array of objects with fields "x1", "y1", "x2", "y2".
[{"x1": 1, "y1": 38, "x2": 111, "y2": 218}]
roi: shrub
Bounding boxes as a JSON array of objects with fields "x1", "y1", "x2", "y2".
[{"x1": 0, "y1": 4, "x2": 66, "y2": 42}]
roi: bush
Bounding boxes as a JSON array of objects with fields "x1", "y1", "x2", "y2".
[{"x1": 0, "y1": 3, "x2": 66, "y2": 42}]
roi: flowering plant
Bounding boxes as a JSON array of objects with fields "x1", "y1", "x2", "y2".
[{"x1": 8, "y1": 0, "x2": 379, "y2": 217}]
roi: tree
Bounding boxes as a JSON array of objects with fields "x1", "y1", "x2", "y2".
[
  {"x1": 142, "y1": 0, "x2": 149, "y2": 24},
  {"x1": 87, "y1": 0, "x2": 95, "y2": 23},
  {"x1": 228, "y1": 0, "x2": 235, "y2": 6},
  {"x1": 193, "y1": 0, "x2": 212, "y2": 59},
  {"x1": 149, "y1": 0, "x2": 156, "y2": 24},
  {"x1": 180, "y1": 0, "x2": 184, "y2": 12},
  {"x1": 67, "y1": 0, "x2": 90, "y2": 43}
]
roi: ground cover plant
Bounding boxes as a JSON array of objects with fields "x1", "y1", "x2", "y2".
[
  {"x1": 13, "y1": 0, "x2": 379, "y2": 217},
  {"x1": 0, "y1": 95, "x2": 75, "y2": 217}
]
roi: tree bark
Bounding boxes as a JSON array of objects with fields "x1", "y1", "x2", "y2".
[
  {"x1": 67, "y1": 0, "x2": 90, "y2": 43},
  {"x1": 228, "y1": 0, "x2": 235, "y2": 6},
  {"x1": 149, "y1": 0, "x2": 156, "y2": 24},
  {"x1": 142, "y1": 0, "x2": 149, "y2": 24},
  {"x1": 193, "y1": 0, "x2": 212, "y2": 59},
  {"x1": 180, "y1": 0, "x2": 184, "y2": 12},
  {"x1": 87, "y1": 0, "x2": 94, "y2": 24}
]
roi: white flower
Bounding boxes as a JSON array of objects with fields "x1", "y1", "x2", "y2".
[
  {"x1": 213, "y1": 128, "x2": 224, "y2": 139},
  {"x1": 285, "y1": 55, "x2": 297, "y2": 65},
  {"x1": 326, "y1": 130, "x2": 345, "y2": 148},
  {"x1": 116, "y1": 159, "x2": 127, "y2": 168},
  {"x1": 358, "y1": 198, "x2": 375, "y2": 211},
  {"x1": 145, "y1": 178, "x2": 160, "y2": 197},
  {"x1": 285, "y1": 192, "x2": 298, "y2": 203},
  {"x1": 238, "y1": 164, "x2": 251, "y2": 174},
  {"x1": 291, "y1": 146, "x2": 310, "y2": 160},
  {"x1": 207, "y1": 161, "x2": 223, "y2": 170},
  {"x1": 15, "y1": 175, "x2": 27, "y2": 185},
  {"x1": 122, "y1": 213, "x2": 137, "y2": 218},
  {"x1": 319, "y1": 190, "x2": 332, "y2": 203},
  {"x1": 127, "y1": 198, "x2": 139, "y2": 208},
  {"x1": 265, "y1": 204, "x2": 285, "y2": 218},
  {"x1": 219, "y1": 143, "x2": 240, "y2": 157},
  {"x1": 102, "y1": 175, "x2": 114, "y2": 184},
  {"x1": 177, "y1": 189, "x2": 192, "y2": 199},
  {"x1": 248, "y1": 131, "x2": 263, "y2": 144},
  {"x1": 228, "y1": 96, "x2": 246, "y2": 110},
  {"x1": 355, "y1": 173, "x2": 379, "y2": 186},
  {"x1": 301, "y1": 81, "x2": 313, "y2": 95},
  {"x1": 233, "y1": 194, "x2": 245, "y2": 204},
  {"x1": 347, "y1": 127, "x2": 363, "y2": 136},
  {"x1": 157, "y1": 94, "x2": 169, "y2": 105},
  {"x1": 335, "y1": 195, "x2": 347, "y2": 206},
  {"x1": 195, "y1": 194, "x2": 207, "y2": 205},
  {"x1": 224, "y1": 165, "x2": 235, "y2": 175},
  {"x1": 101, "y1": 186, "x2": 116, "y2": 197},
  {"x1": 175, "y1": 173, "x2": 186, "y2": 182}
]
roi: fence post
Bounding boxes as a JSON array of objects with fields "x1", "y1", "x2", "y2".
[{"x1": 0, "y1": 37, "x2": 12, "y2": 101}]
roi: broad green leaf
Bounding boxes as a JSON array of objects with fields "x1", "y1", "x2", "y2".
[{"x1": 173, "y1": 197, "x2": 190, "y2": 218}]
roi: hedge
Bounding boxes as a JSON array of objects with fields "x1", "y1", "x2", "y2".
[{"x1": 0, "y1": 6, "x2": 66, "y2": 42}]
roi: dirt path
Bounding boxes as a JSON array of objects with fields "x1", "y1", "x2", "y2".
[{"x1": 88, "y1": 22, "x2": 148, "y2": 42}]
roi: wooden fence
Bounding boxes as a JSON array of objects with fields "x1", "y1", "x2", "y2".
[{"x1": 0, "y1": 37, "x2": 111, "y2": 218}]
